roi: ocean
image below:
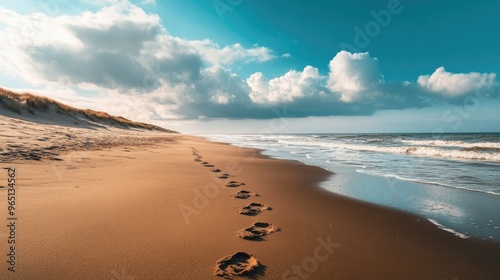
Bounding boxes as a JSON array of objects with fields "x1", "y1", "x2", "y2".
[{"x1": 204, "y1": 133, "x2": 500, "y2": 241}]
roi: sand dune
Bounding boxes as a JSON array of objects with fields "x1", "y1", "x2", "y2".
[
  {"x1": 0, "y1": 113, "x2": 176, "y2": 163},
  {"x1": 0, "y1": 87, "x2": 174, "y2": 132},
  {"x1": 0, "y1": 88, "x2": 177, "y2": 163}
]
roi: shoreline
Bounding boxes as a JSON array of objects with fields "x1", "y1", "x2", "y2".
[
  {"x1": 205, "y1": 133, "x2": 500, "y2": 242},
  {"x1": 1, "y1": 134, "x2": 499, "y2": 279}
]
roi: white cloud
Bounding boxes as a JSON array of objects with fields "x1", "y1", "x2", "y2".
[
  {"x1": 0, "y1": 3, "x2": 274, "y2": 91},
  {"x1": 417, "y1": 67, "x2": 496, "y2": 96},
  {"x1": 247, "y1": 66, "x2": 325, "y2": 104},
  {"x1": 327, "y1": 51, "x2": 383, "y2": 102},
  {"x1": 150, "y1": 37, "x2": 275, "y2": 65}
]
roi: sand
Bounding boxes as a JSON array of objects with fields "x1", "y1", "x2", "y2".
[{"x1": 1, "y1": 115, "x2": 500, "y2": 279}]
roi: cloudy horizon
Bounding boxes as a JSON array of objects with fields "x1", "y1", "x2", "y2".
[{"x1": 0, "y1": 0, "x2": 499, "y2": 133}]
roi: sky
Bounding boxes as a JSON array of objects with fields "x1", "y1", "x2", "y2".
[{"x1": 0, "y1": 0, "x2": 499, "y2": 133}]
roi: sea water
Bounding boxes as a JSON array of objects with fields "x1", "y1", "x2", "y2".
[{"x1": 204, "y1": 133, "x2": 500, "y2": 241}]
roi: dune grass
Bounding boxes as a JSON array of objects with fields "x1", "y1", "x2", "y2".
[{"x1": 0, "y1": 87, "x2": 176, "y2": 132}]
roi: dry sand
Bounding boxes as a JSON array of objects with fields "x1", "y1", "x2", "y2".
[{"x1": 1, "y1": 115, "x2": 500, "y2": 279}]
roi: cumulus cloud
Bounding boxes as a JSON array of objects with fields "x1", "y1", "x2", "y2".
[
  {"x1": 417, "y1": 67, "x2": 496, "y2": 97},
  {"x1": 0, "y1": 3, "x2": 273, "y2": 91},
  {"x1": 168, "y1": 65, "x2": 253, "y2": 118},
  {"x1": 327, "y1": 51, "x2": 383, "y2": 102},
  {"x1": 248, "y1": 66, "x2": 327, "y2": 104}
]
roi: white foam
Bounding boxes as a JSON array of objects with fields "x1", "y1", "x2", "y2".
[
  {"x1": 401, "y1": 139, "x2": 500, "y2": 149},
  {"x1": 352, "y1": 144, "x2": 500, "y2": 162},
  {"x1": 427, "y1": 219, "x2": 470, "y2": 239},
  {"x1": 276, "y1": 139, "x2": 500, "y2": 162}
]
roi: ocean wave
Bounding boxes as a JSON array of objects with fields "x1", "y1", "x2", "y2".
[
  {"x1": 464, "y1": 146, "x2": 500, "y2": 152},
  {"x1": 401, "y1": 139, "x2": 500, "y2": 150},
  {"x1": 399, "y1": 146, "x2": 497, "y2": 161},
  {"x1": 366, "y1": 139, "x2": 387, "y2": 144},
  {"x1": 395, "y1": 146, "x2": 500, "y2": 162},
  {"x1": 276, "y1": 139, "x2": 500, "y2": 162},
  {"x1": 427, "y1": 219, "x2": 470, "y2": 239}
]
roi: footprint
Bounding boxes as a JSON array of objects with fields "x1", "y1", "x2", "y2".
[
  {"x1": 232, "y1": 190, "x2": 259, "y2": 199},
  {"x1": 218, "y1": 173, "x2": 231, "y2": 179},
  {"x1": 211, "y1": 168, "x2": 221, "y2": 172},
  {"x1": 214, "y1": 252, "x2": 262, "y2": 279},
  {"x1": 237, "y1": 222, "x2": 280, "y2": 241},
  {"x1": 202, "y1": 162, "x2": 215, "y2": 167},
  {"x1": 237, "y1": 202, "x2": 271, "y2": 216},
  {"x1": 225, "y1": 181, "x2": 245, "y2": 187},
  {"x1": 194, "y1": 158, "x2": 202, "y2": 162}
]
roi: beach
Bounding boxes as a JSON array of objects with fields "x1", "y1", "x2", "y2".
[
  {"x1": 1, "y1": 0, "x2": 499, "y2": 278},
  {"x1": 1, "y1": 121, "x2": 500, "y2": 279}
]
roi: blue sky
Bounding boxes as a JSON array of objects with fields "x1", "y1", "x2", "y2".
[
  {"x1": 149, "y1": 0, "x2": 500, "y2": 79},
  {"x1": 0, "y1": 0, "x2": 499, "y2": 133},
  {"x1": 136, "y1": 0, "x2": 500, "y2": 82}
]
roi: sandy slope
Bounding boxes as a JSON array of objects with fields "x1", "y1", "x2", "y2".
[{"x1": 0, "y1": 114, "x2": 175, "y2": 163}]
